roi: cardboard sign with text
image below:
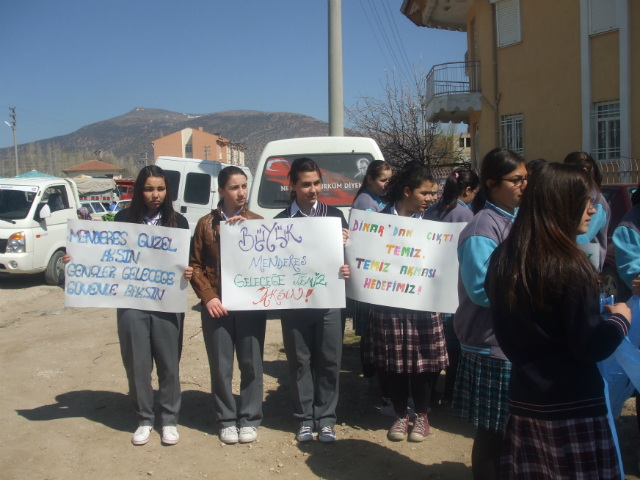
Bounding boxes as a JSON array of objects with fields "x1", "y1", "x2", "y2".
[
  {"x1": 220, "y1": 217, "x2": 346, "y2": 310},
  {"x1": 345, "y1": 210, "x2": 467, "y2": 314},
  {"x1": 65, "y1": 220, "x2": 190, "y2": 313}
]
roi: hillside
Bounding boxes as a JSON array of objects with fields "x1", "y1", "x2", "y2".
[{"x1": 0, "y1": 107, "x2": 354, "y2": 174}]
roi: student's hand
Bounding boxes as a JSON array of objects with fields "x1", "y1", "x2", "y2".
[
  {"x1": 342, "y1": 228, "x2": 349, "y2": 247},
  {"x1": 339, "y1": 264, "x2": 350, "y2": 279},
  {"x1": 205, "y1": 298, "x2": 228, "y2": 318},
  {"x1": 226, "y1": 215, "x2": 246, "y2": 226},
  {"x1": 632, "y1": 274, "x2": 640, "y2": 296},
  {"x1": 183, "y1": 266, "x2": 193, "y2": 281},
  {"x1": 604, "y1": 302, "x2": 632, "y2": 322},
  {"x1": 62, "y1": 254, "x2": 71, "y2": 264}
]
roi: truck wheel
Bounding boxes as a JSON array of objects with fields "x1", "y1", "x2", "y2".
[
  {"x1": 602, "y1": 265, "x2": 631, "y2": 303},
  {"x1": 45, "y1": 250, "x2": 65, "y2": 285}
]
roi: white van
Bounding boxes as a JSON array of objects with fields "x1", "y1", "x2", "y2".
[
  {"x1": 0, "y1": 177, "x2": 81, "y2": 284},
  {"x1": 248, "y1": 137, "x2": 384, "y2": 219},
  {"x1": 155, "y1": 156, "x2": 253, "y2": 235}
]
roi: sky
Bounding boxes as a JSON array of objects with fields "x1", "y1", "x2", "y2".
[{"x1": 0, "y1": 0, "x2": 467, "y2": 149}]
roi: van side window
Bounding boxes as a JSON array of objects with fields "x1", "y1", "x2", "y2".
[
  {"x1": 43, "y1": 186, "x2": 70, "y2": 212},
  {"x1": 184, "y1": 172, "x2": 211, "y2": 205},
  {"x1": 164, "y1": 170, "x2": 181, "y2": 201}
]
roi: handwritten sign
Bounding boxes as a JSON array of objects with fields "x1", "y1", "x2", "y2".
[
  {"x1": 578, "y1": 242, "x2": 600, "y2": 270},
  {"x1": 344, "y1": 210, "x2": 467, "y2": 313},
  {"x1": 64, "y1": 220, "x2": 190, "y2": 313},
  {"x1": 220, "y1": 218, "x2": 346, "y2": 310}
]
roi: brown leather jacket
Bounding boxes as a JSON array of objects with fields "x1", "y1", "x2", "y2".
[{"x1": 189, "y1": 205, "x2": 263, "y2": 305}]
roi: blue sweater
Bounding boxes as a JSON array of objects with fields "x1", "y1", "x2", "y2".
[
  {"x1": 424, "y1": 199, "x2": 474, "y2": 223},
  {"x1": 454, "y1": 202, "x2": 515, "y2": 360},
  {"x1": 613, "y1": 204, "x2": 640, "y2": 288},
  {"x1": 351, "y1": 190, "x2": 386, "y2": 213}
]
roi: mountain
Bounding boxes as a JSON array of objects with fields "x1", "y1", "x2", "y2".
[{"x1": 0, "y1": 107, "x2": 353, "y2": 173}]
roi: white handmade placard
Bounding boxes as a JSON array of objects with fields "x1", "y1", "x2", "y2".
[
  {"x1": 578, "y1": 242, "x2": 600, "y2": 270},
  {"x1": 220, "y1": 217, "x2": 346, "y2": 310},
  {"x1": 64, "y1": 220, "x2": 190, "y2": 313},
  {"x1": 345, "y1": 210, "x2": 467, "y2": 314}
]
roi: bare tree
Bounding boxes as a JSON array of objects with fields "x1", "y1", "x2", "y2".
[{"x1": 345, "y1": 68, "x2": 464, "y2": 170}]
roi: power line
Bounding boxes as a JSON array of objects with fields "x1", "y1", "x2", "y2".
[
  {"x1": 382, "y1": 0, "x2": 415, "y2": 79},
  {"x1": 367, "y1": 0, "x2": 412, "y2": 82},
  {"x1": 358, "y1": 0, "x2": 394, "y2": 76}
]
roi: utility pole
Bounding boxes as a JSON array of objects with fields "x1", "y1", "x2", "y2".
[
  {"x1": 204, "y1": 146, "x2": 210, "y2": 161},
  {"x1": 8, "y1": 108, "x2": 18, "y2": 176},
  {"x1": 328, "y1": 0, "x2": 344, "y2": 136}
]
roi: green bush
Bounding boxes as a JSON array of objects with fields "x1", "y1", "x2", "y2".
[{"x1": 102, "y1": 213, "x2": 116, "y2": 222}]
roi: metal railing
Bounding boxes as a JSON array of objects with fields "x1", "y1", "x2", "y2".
[
  {"x1": 601, "y1": 158, "x2": 640, "y2": 185},
  {"x1": 426, "y1": 61, "x2": 481, "y2": 104}
]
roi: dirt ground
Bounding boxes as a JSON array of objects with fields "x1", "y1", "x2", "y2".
[{"x1": 1, "y1": 274, "x2": 640, "y2": 480}]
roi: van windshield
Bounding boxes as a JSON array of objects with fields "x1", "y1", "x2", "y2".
[
  {"x1": 0, "y1": 185, "x2": 38, "y2": 220},
  {"x1": 257, "y1": 153, "x2": 374, "y2": 208}
]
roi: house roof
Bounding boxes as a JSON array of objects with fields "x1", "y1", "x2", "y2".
[{"x1": 63, "y1": 160, "x2": 123, "y2": 172}]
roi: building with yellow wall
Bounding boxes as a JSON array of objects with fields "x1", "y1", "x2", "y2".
[
  {"x1": 401, "y1": 0, "x2": 638, "y2": 174},
  {"x1": 152, "y1": 127, "x2": 246, "y2": 166}
]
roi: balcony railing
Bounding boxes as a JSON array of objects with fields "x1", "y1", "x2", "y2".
[{"x1": 426, "y1": 61, "x2": 481, "y2": 103}]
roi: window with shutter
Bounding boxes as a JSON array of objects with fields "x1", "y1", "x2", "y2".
[
  {"x1": 589, "y1": 0, "x2": 617, "y2": 36},
  {"x1": 496, "y1": 0, "x2": 521, "y2": 48}
]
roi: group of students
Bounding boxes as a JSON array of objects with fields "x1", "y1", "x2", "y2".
[{"x1": 64, "y1": 146, "x2": 637, "y2": 480}]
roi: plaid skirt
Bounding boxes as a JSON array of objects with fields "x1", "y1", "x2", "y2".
[
  {"x1": 452, "y1": 350, "x2": 511, "y2": 433},
  {"x1": 363, "y1": 306, "x2": 448, "y2": 374},
  {"x1": 353, "y1": 300, "x2": 372, "y2": 337},
  {"x1": 500, "y1": 414, "x2": 621, "y2": 480}
]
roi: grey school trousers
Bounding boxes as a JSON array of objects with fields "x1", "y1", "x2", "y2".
[
  {"x1": 117, "y1": 309, "x2": 183, "y2": 427},
  {"x1": 280, "y1": 308, "x2": 344, "y2": 430},
  {"x1": 201, "y1": 309, "x2": 267, "y2": 429}
]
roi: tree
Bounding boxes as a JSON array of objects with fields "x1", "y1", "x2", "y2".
[{"x1": 345, "y1": 67, "x2": 464, "y2": 170}]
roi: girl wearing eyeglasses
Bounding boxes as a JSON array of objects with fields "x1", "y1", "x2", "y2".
[{"x1": 452, "y1": 148, "x2": 527, "y2": 479}]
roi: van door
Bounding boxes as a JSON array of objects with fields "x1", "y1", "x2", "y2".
[
  {"x1": 179, "y1": 161, "x2": 219, "y2": 235},
  {"x1": 33, "y1": 184, "x2": 75, "y2": 269}
]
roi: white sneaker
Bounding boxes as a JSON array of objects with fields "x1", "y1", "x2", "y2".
[
  {"x1": 131, "y1": 426, "x2": 153, "y2": 445},
  {"x1": 161, "y1": 426, "x2": 179, "y2": 445},
  {"x1": 238, "y1": 426, "x2": 258, "y2": 443},
  {"x1": 219, "y1": 426, "x2": 239, "y2": 444}
]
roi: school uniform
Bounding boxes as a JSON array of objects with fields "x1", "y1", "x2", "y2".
[
  {"x1": 190, "y1": 204, "x2": 267, "y2": 431},
  {"x1": 490, "y1": 248, "x2": 628, "y2": 479},
  {"x1": 274, "y1": 200, "x2": 348, "y2": 431},
  {"x1": 576, "y1": 187, "x2": 610, "y2": 271},
  {"x1": 424, "y1": 200, "x2": 473, "y2": 402},
  {"x1": 452, "y1": 201, "x2": 513, "y2": 433},
  {"x1": 363, "y1": 204, "x2": 448, "y2": 415},
  {"x1": 114, "y1": 208, "x2": 189, "y2": 428},
  {"x1": 613, "y1": 204, "x2": 640, "y2": 289}
]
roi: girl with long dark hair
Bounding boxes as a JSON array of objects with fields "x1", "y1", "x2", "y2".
[
  {"x1": 64, "y1": 165, "x2": 192, "y2": 446},
  {"x1": 275, "y1": 157, "x2": 350, "y2": 443},
  {"x1": 363, "y1": 162, "x2": 446, "y2": 443},
  {"x1": 189, "y1": 166, "x2": 267, "y2": 444},
  {"x1": 564, "y1": 151, "x2": 610, "y2": 271},
  {"x1": 487, "y1": 162, "x2": 630, "y2": 479},
  {"x1": 452, "y1": 148, "x2": 527, "y2": 479},
  {"x1": 424, "y1": 166, "x2": 479, "y2": 407}
]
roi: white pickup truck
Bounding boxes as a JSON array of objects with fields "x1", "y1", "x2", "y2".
[{"x1": 0, "y1": 177, "x2": 81, "y2": 284}]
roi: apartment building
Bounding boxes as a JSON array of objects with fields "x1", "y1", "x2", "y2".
[
  {"x1": 152, "y1": 127, "x2": 246, "y2": 166},
  {"x1": 401, "y1": 0, "x2": 639, "y2": 172}
]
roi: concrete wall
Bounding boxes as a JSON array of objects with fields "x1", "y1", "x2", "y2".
[{"x1": 631, "y1": 0, "x2": 640, "y2": 162}]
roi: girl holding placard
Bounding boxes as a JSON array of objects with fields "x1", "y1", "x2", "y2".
[
  {"x1": 452, "y1": 148, "x2": 526, "y2": 479},
  {"x1": 64, "y1": 165, "x2": 192, "y2": 447},
  {"x1": 275, "y1": 157, "x2": 350, "y2": 443},
  {"x1": 189, "y1": 166, "x2": 267, "y2": 445},
  {"x1": 486, "y1": 162, "x2": 629, "y2": 479},
  {"x1": 424, "y1": 167, "x2": 479, "y2": 408},
  {"x1": 363, "y1": 162, "x2": 445, "y2": 443}
]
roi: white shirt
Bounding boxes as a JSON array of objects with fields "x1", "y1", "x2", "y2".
[
  {"x1": 389, "y1": 203, "x2": 423, "y2": 219},
  {"x1": 143, "y1": 210, "x2": 162, "y2": 225},
  {"x1": 290, "y1": 199, "x2": 318, "y2": 218},
  {"x1": 220, "y1": 205, "x2": 243, "y2": 221}
]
